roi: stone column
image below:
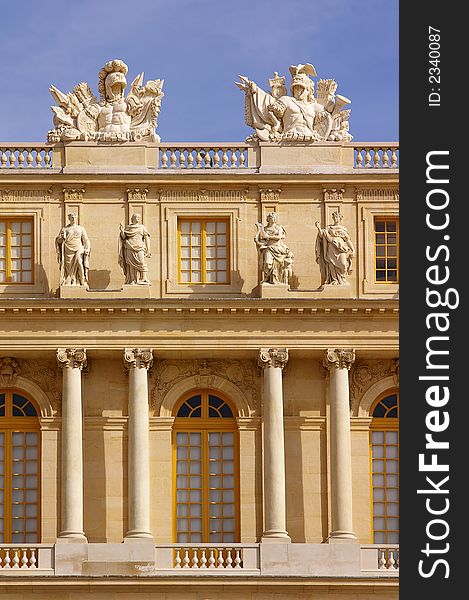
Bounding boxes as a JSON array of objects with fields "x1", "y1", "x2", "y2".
[
  {"x1": 124, "y1": 348, "x2": 153, "y2": 539},
  {"x1": 56, "y1": 348, "x2": 87, "y2": 540},
  {"x1": 323, "y1": 348, "x2": 357, "y2": 542},
  {"x1": 258, "y1": 348, "x2": 290, "y2": 542}
]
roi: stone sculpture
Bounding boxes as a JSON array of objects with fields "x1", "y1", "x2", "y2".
[
  {"x1": 55, "y1": 213, "x2": 90, "y2": 286},
  {"x1": 236, "y1": 63, "x2": 352, "y2": 142},
  {"x1": 118, "y1": 214, "x2": 151, "y2": 285},
  {"x1": 48, "y1": 59, "x2": 164, "y2": 142},
  {"x1": 315, "y1": 211, "x2": 354, "y2": 286},
  {"x1": 254, "y1": 213, "x2": 293, "y2": 285}
]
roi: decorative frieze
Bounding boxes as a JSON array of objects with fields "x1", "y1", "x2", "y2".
[
  {"x1": 63, "y1": 188, "x2": 85, "y2": 203},
  {"x1": 257, "y1": 348, "x2": 289, "y2": 370},
  {"x1": 1, "y1": 189, "x2": 52, "y2": 202},
  {"x1": 150, "y1": 359, "x2": 259, "y2": 414},
  {"x1": 259, "y1": 188, "x2": 281, "y2": 203},
  {"x1": 56, "y1": 348, "x2": 87, "y2": 370},
  {"x1": 323, "y1": 348, "x2": 355, "y2": 371},
  {"x1": 159, "y1": 189, "x2": 247, "y2": 202},
  {"x1": 124, "y1": 348, "x2": 154, "y2": 370},
  {"x1": 350, "y1": 358, "x2": 399, "y2": 403},
  {"x1": 127, "y1": 188, "x2": 148, "y2": 203},
  {"x1": 0, "y1": 357, "x2": 21, "y2": 386},
  {"x1": 322, "y1": 187, "x2": 345, "y2": 202},
  {"x1": 356, "y1": 188, "x2": 399, "y2": 202}
]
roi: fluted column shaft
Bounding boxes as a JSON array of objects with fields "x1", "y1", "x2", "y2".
[
  {"x1": 258, "y1": 348, "x2": 290, "y2": 541},
  {"x1": 124, "y1": 348, "x2": 153, "y2": 539},
  {"x1": 57, "y1": 348, "x2": 87, "y2": 540},
  {"x1": 324, "y1": 348, "x2": 357, "y2": 542}
]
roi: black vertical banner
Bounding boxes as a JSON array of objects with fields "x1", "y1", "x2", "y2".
[{"x1": 400, "y1": 2, "x2": 465, "y2": 598}]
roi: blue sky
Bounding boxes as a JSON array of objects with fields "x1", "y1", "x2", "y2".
[{"x1": 0, "y1": 0, "x2": 398, "y2": 142}]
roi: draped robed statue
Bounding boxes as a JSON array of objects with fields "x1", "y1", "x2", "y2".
[
  {"x1": 315, "y1": 211, "x2": 354, "y2": 287},
  {"x1": 55, "y1": 212, "x2": 90, "y2": 286},
  {"x1": 118, "y1": 213, "x2": 151, "y2": 285}
]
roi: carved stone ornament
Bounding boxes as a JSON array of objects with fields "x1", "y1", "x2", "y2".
[
  {"x1": 315, "y1": 211, "x2": 354, "y2": 287},
  {"x1": 236, "y1": 63, "x2": 352, "y2": 143},
  {"x1": 257, "y1": 348, "x2": 289, "y2": 370},
  {"x1": 1, "y1": 189, "x2": 52, "y2": 203},
  {"x1": 350, "y1": 359, "x2": 399, "y2": 403},
  {"x1": 323, "y1": 348, "x2": 355, "y2": 371},
  {"x1": 118, "y1": 214, "x2": 151, "y2": 285},
  {"x1": 322, "y1": 187, "x2": 345, "y2": 202},
  {"x1": 254, "y1": 212, "x2": 294, "y2": 286},
  {"x1": 127, "y1": 188, "x2": 148, "y2": 203},
  {"x1": 1, "y1": 357, "x2": 62, "y2": 414},
  {"x1": 0, "y1": 357, "x2": 21, "y2": 386},
  {"x1": 260, "y1": 188, "x2": 281, "y2": 203},
  {"x1": 123, "y1": 348, "x2": 154, "y2": 371},
  {"x1": 150, "y1": 359, "x2": 260, "y2": 415},
  {"x1": 63, "y1": 188, "x2": 85, "y2": 203},
  {"x1": 48, "y1": 59, "x2": 164, "y2": 143},
  {"x1": 158, "y1": 189, "x2": 247, "y2": 202},
  {"x1": 56, "y1": 348, "x2": 88, "y2": 370}
]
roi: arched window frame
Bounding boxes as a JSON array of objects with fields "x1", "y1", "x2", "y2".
[
  {"x1": 369, "y1": 389, "x2": 399, "y2": 545},
  {"x1": 172, "y1": 389, "x2": 240, "y2": 544},
  {"x1": 0, "y1": 388, "x2": 41, "y2": 544}
]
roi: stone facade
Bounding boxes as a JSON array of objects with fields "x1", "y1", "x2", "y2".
[{"x1": 0, "y1": 130, "x2": 398, "y2": 597}]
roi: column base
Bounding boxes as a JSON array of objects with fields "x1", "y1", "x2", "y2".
[
  {"x1": 327, "y1": 530, "x2": 358, "y2": 543},
  {"x1": 124, "y1": 530, "x2": 154, "y2": 541},
  {"x1": 57, "y1": 531, "x2": 87, "y2": 543},
  {"x1": 261, "y1": 530, "x2": 291, "y2": 543}
]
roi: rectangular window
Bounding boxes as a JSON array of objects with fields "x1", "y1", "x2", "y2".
[
  {"x1": 0, "y1": 218, "x2": 34, "y2": 284},
  {"x1": 371, "y1": 429, "x2": 399, "y2": 544},
  {"x1": 374, "y1": 218, "x2": 398, "y2": 283},
  {"x1": 178, "y1": 219, "x2": 229, "y2": 284}
]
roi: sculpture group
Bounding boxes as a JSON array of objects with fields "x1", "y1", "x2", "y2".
[
  {"x1": 56, "y1": 214, "x2": 152, "y2": 287},
  {"x1": 46, "y1": 58, "x2": 351, "y2": 145},
  {"x1": 236, "y1": 63, "x2": 352, "y2": 142},
  {"x1": 48, "y1": 59, "x2": 164, "y2": 142}
]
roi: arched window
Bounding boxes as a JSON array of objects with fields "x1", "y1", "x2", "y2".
[
  {"x1": 0, "y1": 390, "x2": 40, "y2": 543},
  {"x1": 173, "y1": 390, "x2": 238, "y2": 543},
  {"x1": 370, "y1": 392, "x2": 399, "y2": 544}
]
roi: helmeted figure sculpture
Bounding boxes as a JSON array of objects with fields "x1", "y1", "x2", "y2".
[
  {"x1": 254, "y1": 213, "x2": 294, "y2": 285},
  {"x1": 315, "y1": 211, "x2": 355, "y2": 286},
  {"x1": 55, "y1": 213, "x2": 90, "y2": 286},
  {"x1": 236, "y1": 63, "x2": 352, "y2": 142},
  {"x1": 48, "y1": 59, "x2": 164, "y2": 142}
]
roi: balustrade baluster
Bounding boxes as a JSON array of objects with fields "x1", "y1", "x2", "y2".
[
  {"x1": 364, "y1": 148, "x2": 372, "y2": 168},
  {"x1": 44, "y1": 150, "x2": 51, "y2": 167},
  {"x1": 191, "y1": 549, "x2": 199, "y2": 568},
  {"x1": 30, "y1": 549, "x2": 37, "y2": 569},
  {"x1": 388, "y1": 550, "x2": 396, "y2": 570},
  {"x1": 12, "y1": 550, "x2": 20, "y2": 568},
  {"x1": 195, "y1": 150, "x2": 203, "y2": 168},
  {"x1": 182, "y1": 549, "x2": 190, "y2": 568},
  {"x1": 26, "y1": 150, "x2": 34, "y2": 168},
  {"x1": 230, "y1": 149, "x2": 237, "y2": 168},
  {"x1": 378, "y1": 550, "x2": 387, "y2": 569},
  {"x1": 217, "y1": 548, "x2": 224, "y2": 568},
  {"x1": 1, "y1": 151, "x2": 7, "y2": 168},
  {"x1": 174, "y1": 549, "x2": 182, "y2": 568},
  {"x1": 4, "y1": 550, "x2": 11, "y2": 568},
  {"x1": 170, "y1": 150, "x2": 177, "y2": 168},
  {"x1": 20, "y1": 549, "x2": 29, "y2": 568},
  {"x1": 200, "y1": 549, "x2": 207, "y2": 568},
  {"x1": 208, "y1": 549, "x2": 216, "y2": 568},
  {"x1": 382, "y1": 148, "x2": 389, "y2": 168},
  {"x1": 213, "y1": 149, "x2": 220, "y2": 168},
  {"x1": 373, "y1": 148, "x2": 380, "y2": 168},
  {"x1": 234, "y1": 549, "x2": 241, "y2": 568},
  {"x1": 225, "y1": 549, "x2": 233, "y2": 568},
  {"x1": 222, "y1": 149, "x2": 229, "y2": 168},
  {"x1": 239, "y1": 150, "x2": 246, "y2": 167},
  {"x1": 160, "y1": 149, "x2": 168, "y2": 168},
  {"x1": 187, "y1": 149, "x2": 194, "y2": 169},
  {"x1": 391, "y1": 148, "x2": 398, "y2": 168}
]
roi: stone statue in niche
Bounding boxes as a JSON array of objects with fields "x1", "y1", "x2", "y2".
[
  {"x1": 315, "y1": 211, "x2": 354, "y2": 286},
  {"x1": 236, "y1": 63, "x2": 352, "y2": 142},
  {"x1": 254, "y1": 212, "x2": 294, "y2": 285},
  {"x1": 48, "y1": 59, "x2": 164, "y2": 142},
  {"x1": 118, "y1": 214, "x2": 151, "y2": 285},
  {"x1": 55, "y1": 212, "x2": 90, "y2": 286}
]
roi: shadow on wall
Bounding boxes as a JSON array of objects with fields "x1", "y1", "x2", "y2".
[
  {"x1": 1, "y1": 262, "x2": 51, "y2": 296},
  {"x1": 285, "y1": 428, "x2": 306, "y2": 542},
  {"x1": 87, "y1": 269, "x2": 111, "y2": 290}
]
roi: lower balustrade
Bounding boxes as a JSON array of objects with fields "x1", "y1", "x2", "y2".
[
  {"x1": 360, "y1": 544, "x2": 399, "y2": 573},
  {"x1": 154, "y1": 543, "x2": 260, "y2": 574},
  {"x1": 0, "y1": 544, "x2": 54, "y2": 573}
]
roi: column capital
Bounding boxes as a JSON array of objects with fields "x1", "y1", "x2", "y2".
[
  {"x1": 258, "y1": 348, "x2": 289, "y2": 370},
  {"x1": 124, "y1": 348, "x2": 154, "y2": 371},
  {"x1": 56, "y1": 348, "x2": 87, "y2": 370},
  {"x1": 323, "y1": 348, "x2": 355, "y2": 371}
]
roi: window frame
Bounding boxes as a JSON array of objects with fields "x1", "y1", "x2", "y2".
[
  {"x1": 177, "y1": 217, "x2": 231, "y2": 285},
  {"x1": 0, "y1": 216, "x2": 35, "y2": 285},
  {"x1": 374, "y1": 217, "x2": 399, "y2": 284},
  {"x1": 0, "y1": 389, "x2": 41, "y2": 544},
  {"x1": 369, "y1": 390, "x2": 399, "y2": 545},
  {"x1": 172, "y1": 390, "x2": 240, "y2": 544}
]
